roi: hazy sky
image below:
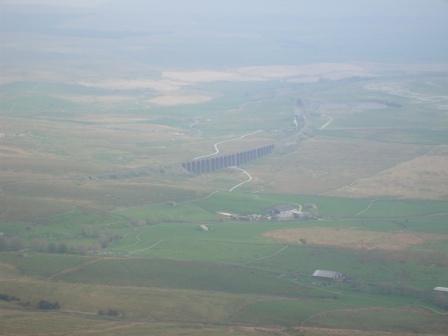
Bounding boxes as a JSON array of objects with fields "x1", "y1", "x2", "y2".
[
  {"x1": 1, "y1": 0, "x2": 447, "y2": 68},
  {"x1": 3, "y1": 0, "x2": 448, "y2": 18}
]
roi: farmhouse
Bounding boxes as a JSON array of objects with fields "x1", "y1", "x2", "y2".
[
  {"x1": 217, "y1": 211, "x2": 264, "y2": 221},
  {"x1": 198, "y1": 224, "x2": 209, "y2": 232},
  {"x1": 267, "y1": 205, "x2": 303, "y2": 221},
  {"x1": 216, "y1": 204, "x2": 317, "y2": 222},
  {"x1": 312, "y1": 269, "x2": 345, "y2": 281},
  {"x1": 217, "y1": 212, "x2": 237, "y2": 219}
]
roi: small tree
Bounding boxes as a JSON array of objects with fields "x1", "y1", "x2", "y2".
[
  {"x1": 47, "y1": 242, "x2": 57, "y2": 253},
  {"x1": 37, "y1": 300, "x2": 60, "y2": 310}
]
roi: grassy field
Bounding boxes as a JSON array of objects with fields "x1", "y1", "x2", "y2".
[{"x1": 1, "y1": 69, "x2": 448, "y2": 335}]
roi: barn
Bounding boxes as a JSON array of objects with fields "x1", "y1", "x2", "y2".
[
  {"x1": 312, "y1": 269, "x2": 345, "y2": 281},
  {"x1": 267, "y1": 205, "x2": 302, "y2": 220}
]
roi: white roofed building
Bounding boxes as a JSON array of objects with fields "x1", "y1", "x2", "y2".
[
  {"x1": 312, "y1": 269, "x2": 345, "y2": 281},
  {"x1": 199, "y1": 224, "x2": 209, "y2": 232}
]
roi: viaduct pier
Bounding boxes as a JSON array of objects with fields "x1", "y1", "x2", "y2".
[{"x1": 182, "y1": 144, "x2": 274, "y2": 175}]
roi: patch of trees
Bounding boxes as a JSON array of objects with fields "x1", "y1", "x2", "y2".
[
  {"x1": 31, "y1": 239, "x2": 70, "y2": 254},
  {"x1": 98, "y1": 233, "x2": 122, "y2": 249},
  {"x1": 0, "y1": 293, "x2": 62, "y2": 311},
  {"x1": 0, "y1": 293, "x2": 19, "y2": 302},
  {"x1": 81, "y1": 226, "x2": 101, "y2": 239},
  {"x1": 0, "y1": 236, "x2": 71, "y2": 255},
  {"x1": 29, "y1": 233, "x2": 121, "y2": 256},
  {"x1": 37, "y1": 300, "x2": 60, "y2": 310},
  {"x1": 81, "y1": 227, "x2": 122, "y2": 249},
  {"x1": 98, "y1": 308, "x2": 124, "y2": 318},
  {"x1": 0, "y1": 236, "x2": 24, "y2": 251},
  {"x1": 2, "y1": 223, "x2": 122, "y2": 257},
  {"x1": 0, "y1": 228, "x2": 123, "y2": 256},
  {"x1": 47, "y1": 242, "x2": 68, "y2": 254}
]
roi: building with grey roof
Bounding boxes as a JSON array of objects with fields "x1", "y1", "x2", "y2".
[{"x1": 312, "y1": 269, "x2": 345, "y2": 281}]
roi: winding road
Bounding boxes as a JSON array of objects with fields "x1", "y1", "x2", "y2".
[
  {"x1": 193, "y1": 130, "x2": 262, "y2": 160},
  {"x1": 319, "y1": 116, "x2": 334, "y2": 130},
  {"x1": 128, "y1": 239, "x2": 163, "y2": 256},
  {"x1": 248, "y1": 245, "x2": 289, "y2": 263},
  {"x1": 355, "y1": 199, "x2": 377, "y2": 217},
  {"x1": 228, "y1": 167, "x2": 253, "y2": 192},
  {"x1": 192, "y1": 130, "x2": 262, "y2": 192}
]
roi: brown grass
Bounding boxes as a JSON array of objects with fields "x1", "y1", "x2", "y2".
[
  {"x1": 149, "y1": 94, "x2": 213, "y2": 106},
  {"x1": 296, "y1": 327, "x2": 446, "y2": 336},
  {"x1": 238, "y1": 326, "x2": 446, "y2": 336},
  {"x1": 251, "y1": 138, "x2": 425, "y2": 195},
  {"x1": 263, "y1": 227, "x2": 448, "y2": 251},
  {"x1": 0, "y1": 145, "x2": 30, "y2": 157},
  {"x1": 334, "y1": 152, "x2": 448, "y2": 200},
  {"x1": 162, "y1": 63, "x2": 370, "y2": 83}
]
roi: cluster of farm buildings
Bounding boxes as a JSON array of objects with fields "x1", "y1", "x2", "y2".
[
  {"x1": 311, "y1": 271, "x2": 448, "y2": 297},
  {"x1": 212, "y1": 204, "x2": 448, "y2": 295},
  {"x1": 217, "y1": 204, "x2": 318, "y2": 222}
]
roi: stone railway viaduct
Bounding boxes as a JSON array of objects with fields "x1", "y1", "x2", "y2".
[{"x1": 182, "y1": 144, "x2": 274, "y2": 175}]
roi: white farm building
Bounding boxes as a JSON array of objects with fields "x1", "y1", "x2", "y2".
[
  {"x1": 198, "y1": 224, "x2": 209, "y2": 232},
  {"x1": 267, "y1": 205, "x2": 303, "y2": 221},
  {"x1": 312, "y1": 270, "x2": 345, "y2": 281}
]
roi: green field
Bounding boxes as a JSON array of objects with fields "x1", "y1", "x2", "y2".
[{"x1": 1, "y1": 69, "x2": 448, "y2": 335}]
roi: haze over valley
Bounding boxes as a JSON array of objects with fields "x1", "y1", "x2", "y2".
[{"x1": 1, "y1": 1, "x2": 448, "y2": 335}]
